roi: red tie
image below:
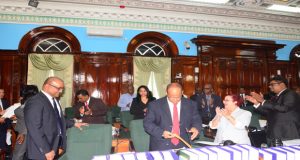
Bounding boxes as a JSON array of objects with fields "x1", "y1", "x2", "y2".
[
  {"x1": 85, "y1": 102, "x2": 90, "y2": 110},
  {"x1": 171, "y1": 103, "x2": 180, "y2": 145}
]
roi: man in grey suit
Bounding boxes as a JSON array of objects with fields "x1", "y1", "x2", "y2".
[
  {"x1": 24, "y1": 77, "x2": 87, "y2": 160},
  {"x1": 144, "y1": 83, "x2": 202, "y2": 151},
  {"x1": 246, "y1": 75, "x2": 300, "y2": 144}
]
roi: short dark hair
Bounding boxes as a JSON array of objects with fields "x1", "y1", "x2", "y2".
[
  {"x1": 270, "y1": 75, "x2": 288, "y2": 86},
  {"x1": 20, "y1": 85, "x2": 39, "y2": 104},
  {"x1": 76, "y1": 89, "x2": 89, "y2": 96}
]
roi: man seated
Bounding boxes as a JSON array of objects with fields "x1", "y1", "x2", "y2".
[{"x1": 73, "y1": 89, "x2": 108, "y2": 124}]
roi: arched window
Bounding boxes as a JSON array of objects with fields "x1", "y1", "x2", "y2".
[
  {"x1": 19, "y1": 26, "x2": 80, "y2": 53},
  {"x1": 127, "y1": 31, "x2": 178, "y2": 57}
]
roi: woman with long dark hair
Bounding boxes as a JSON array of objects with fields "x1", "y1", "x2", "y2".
[{"x1": 130, "y1": 85, "x2": 156, "y2": 119}]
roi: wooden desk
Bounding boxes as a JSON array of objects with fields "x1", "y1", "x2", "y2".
[{"x1": 112, "y1": 138, "x2": 131, "y2": 153}]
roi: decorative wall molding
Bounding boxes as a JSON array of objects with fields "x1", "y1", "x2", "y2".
[{"x1": 1, "y1": 1, "x2": 300, "y2": 40}]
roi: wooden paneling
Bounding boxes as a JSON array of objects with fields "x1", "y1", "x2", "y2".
[
  {"x1": 0, "y1": 50, "x2": 27, "y2": 104},
  {"x1": 172, "y1": 56, "x2": 198, "y2": 97},
  {"x1": 73, "y1": 53, "x2": 132, "y2": 106}
]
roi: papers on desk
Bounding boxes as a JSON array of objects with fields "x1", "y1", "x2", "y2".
[
  {"x1": 283, "y1": 139, "x2": 300, "y2": 146},
  {"x1": 1, "y1": 103, "x2": 20, "y2": 118}
]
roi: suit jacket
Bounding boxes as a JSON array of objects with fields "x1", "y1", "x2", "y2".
[
  {"x1": 143, "y1": 97, "x2": 202, "y2": 151},
  {"x1": 0, "y1": 98, "x2": 11, "y2": 150},
  {"x1": 24, "y1": 92, "x2": 74, "y2": 159},
  {"x1": 257, "y1": 89, "x2": 300, "y2": 140},
  {"x1": 74, "y1": 97, "x2": 108, "y2": 124},
  {"x1": 191, "y1": 93, "x2": 223, "y2": 124}
]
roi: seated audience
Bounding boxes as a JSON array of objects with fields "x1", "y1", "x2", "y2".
[
  {"x1": 117, "y1": 84, "x2": 136, "y2": 112},
  {"x1": 74, "y1": 89, "x2": 108, "y2": 124},
  {"x1": 209, "y1": 94, "x2": 252, "y2": 145},
  {"x1": 13, "y1": 85, "x2": 39, "y2": 160},
  {"x1": 130, "y1": 85, "x2": 156, "y2": 119}
]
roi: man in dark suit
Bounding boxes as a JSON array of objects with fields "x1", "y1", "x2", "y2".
[
  {"x1": 190, "y1": 83, "x2": 223, "y2": 125},
  {"x1": 246, "y1": 75, "x2": 300, "y2": 144},
  {"x1": 73, "y1": 89, "x2": 108, "y2": 124},
  {"x1": 0, "y1": 88, "x2": 12, "y2": 153},
  {"x1": 24, "y1": 77, "x2": 87, "y2": 160},
  {"x1": 143, "y1": 83, "x2": 202, "y2": 151}
]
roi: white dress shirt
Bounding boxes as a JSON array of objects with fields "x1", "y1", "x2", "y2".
[{"x1": 117, "y1": 93, "x2": 136, "y2": 111}]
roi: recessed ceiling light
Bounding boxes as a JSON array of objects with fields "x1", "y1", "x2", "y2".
[
  {"x1": 267, "y1": 4, "x2": 300, "y2": 13},
  {"x1": 187, "y1": 0, "x2": 230, "y2": 4}
]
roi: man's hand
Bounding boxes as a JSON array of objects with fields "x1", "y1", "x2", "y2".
[
  {"x1": 162, "y1": 130, "x2": 176, "y2": 139},
  {"x1": 16, "y1": 134, "x2": 25, "y2": 144},
  {"x1": 45, "y1": 150, "x2": 55, "y2": 160},
  {"x1": 74, "y1": 122, "x2": 89, "y2": 131},
  {"x1": 0, "y1": 109, "x2": 5, "y2": 116},
  {"x1": 245, "y1": 95, "x2": 259, "y2": 105},
  {"x1": 84, "y1": 109, "x2": 92, "y2": 116},
  {"x1": 188, "y1": 127, "x2": 199, "y2": 140},
  {"x1": 58, "y1": 148, "x2": 64, "y2": 156},
  {"x1": 0, "y1": 118, "x2": 5, "y2": 124},
  {"x1": 250, "y1": 92, "x2": 265, "y2": 103}
]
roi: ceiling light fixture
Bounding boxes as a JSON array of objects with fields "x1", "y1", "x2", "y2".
[
  {"x1": 267, "y1": 4, "x2": 300, "y2": 13},
  {"x1": 28, "y1": 0, "x2": 39, "y2": 8},
  {"x1": 187, "y1": 0, "x2": 230, "y2": 4}
]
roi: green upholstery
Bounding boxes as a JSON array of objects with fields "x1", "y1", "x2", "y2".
[
  {"x1": 64, "y1": 107, "x2": 74, "y2": 119},
  {"x1": 59, "y1": 124, "x2": 112, "y2": 160},
  {"x1": 120, "y1": 111, "x2": 134, "y2": 128},
  {"x1": 111, "y1": 106, "x2": 121, "y2": 122},
  {"x1": 129, "y1": 119, "x2": 150, "y2": 152},
  {"x1": 106, "y1": 110, "x2": 113, "y2": 124}
]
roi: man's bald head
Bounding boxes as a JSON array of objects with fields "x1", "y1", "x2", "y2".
[{"x1": 166, "y1": 83, "x2": 182, "y2": 105}]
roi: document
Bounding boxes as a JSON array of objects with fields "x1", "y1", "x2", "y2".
[{"x1": 1, "y1": 103, "x2": 20, "y2": 118}]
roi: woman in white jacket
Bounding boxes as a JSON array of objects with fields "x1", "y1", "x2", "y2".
[{"x1": 209, "y1": 94, "x2": 252, "y2": 145}]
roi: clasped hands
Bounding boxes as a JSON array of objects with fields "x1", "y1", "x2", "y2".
[
  {"x1": 215, "y1": 107, "x2": 230, "y2": 119},
  {"x1": 162, "y1": 127, "x2": 199, "y2": 140}
]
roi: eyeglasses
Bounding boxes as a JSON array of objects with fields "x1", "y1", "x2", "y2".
[
  {"x1": 269, "y1": 82, "x2": 281, "y2": 87},
  {"x1": 204, "y1": 88, "x2": 211, "y2": 90},
  {"x1": 48, "y1": 83, "x2": 64, "y2": 91}
]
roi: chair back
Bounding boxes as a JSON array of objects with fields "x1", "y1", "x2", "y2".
[
  {"x1": 59, "y1": 124, "x2": 112, "y2": 160},
  {"x1": 120, "y1": 111, "x2": 134, "y2": 128},
  {"x1": 64, "y1": 107, "x2": 74, "y2": 119},
  {"x1": 129, "y1": 119, "x2": 150, "y2": 152}
]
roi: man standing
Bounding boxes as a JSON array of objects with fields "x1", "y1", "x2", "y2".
[
  {"x1": 246, "y1": 75, "x2": 300, "y2": 143},
  {"x1": 0, "y1": 88, "x2": 11, "y2": 154},
  {"x1": 144, "y1": 83, "x2": 202, "y2": 151},
  {"x1": 74, "y1": 89, "x2": 108, "y2": 124},
  {"x1": 191, "y1": 84, "x2": 223, "y2": 124},
  {"x1": 24, "y1": 77, "x2": 87, "y2": 160},
  {"x1": 117, "y1": 84, "x2": 136, "y2": 112}
]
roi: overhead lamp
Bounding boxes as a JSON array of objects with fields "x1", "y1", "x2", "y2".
[
  {"x1": 28, "y1": 0, "x2": 39, "y2": 8},
  {"x1": 187, "y1": 0, "x2": 229, "y2": 4},
  {"x1": 267, "y1": 4, "x2": 300, "y2": 13}
]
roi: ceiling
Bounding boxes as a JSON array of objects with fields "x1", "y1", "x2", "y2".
[{"x1": 0, "y1": 0, "x2": 300, "y2": 40}]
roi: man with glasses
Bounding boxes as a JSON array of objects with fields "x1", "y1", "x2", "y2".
[
  {"x1": 246, "y1": 75, "x2": 300, "y2": 145},
  {"x1": 191, "y1": 83, "x2": 223, "y2": 125},
  {"x1": 24, "y1": 77, "x2": 87, "y2": 160}
]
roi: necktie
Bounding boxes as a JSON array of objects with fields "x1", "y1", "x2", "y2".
[
  {"x1": 52, "y1": 98, "x2": 63, "y2": 134},
  {"x1": 171, "y1": 103, "x2": 180, "y2": 145},
  {"x1": 85, "y1": 102, "x2": 90, "y2": 111}
]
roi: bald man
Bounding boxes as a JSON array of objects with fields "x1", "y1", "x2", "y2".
[
  {"x1": 144, "y1": 83, "x2": 202, "y2": 151},
  {"x1": 24, "y1": 77, "x2": 87, "y2": 160}
]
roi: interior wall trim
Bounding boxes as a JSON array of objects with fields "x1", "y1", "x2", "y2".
[{"x1": 1, "y1": 13, "x2": 300, "y2": 41}]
